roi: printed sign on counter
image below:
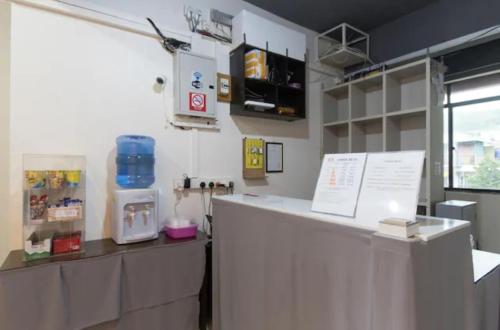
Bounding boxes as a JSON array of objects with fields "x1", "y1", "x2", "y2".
[
  {"x1": 311, "y1": 151, "x2": 425, "y2": 226},
  {"x1": 312, "y1": 153, "x2": 367, "y2": 217},
  {"x1": 355, "y1": 151, "x2": 425, "y2": 226}
]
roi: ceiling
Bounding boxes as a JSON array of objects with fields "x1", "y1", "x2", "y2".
[{"x1": 244, "y1": 0, "x2": 437, "y2": 32}]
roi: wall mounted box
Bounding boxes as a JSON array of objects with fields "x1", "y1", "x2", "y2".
[
  {"x1": 232, "y1": 10, "x2": 306, "y2": 61},
  {"x1": 174, "y1": 51, "x2": 217, "y2": 119}
]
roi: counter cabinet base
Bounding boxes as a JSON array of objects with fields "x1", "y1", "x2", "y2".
[
  {"x1": 0, "y1": 235, "x2": 208, "y2": 330},
  {"x1": 212, "y1": 197, "x2": 474, "y2": 330}
]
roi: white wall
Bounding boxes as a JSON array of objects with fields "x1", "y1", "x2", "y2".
[
  {"x1": 445, "y1": 191, "x2": 500, "y2": 253},
  {"x1": 0, "y1": 1, "x2": 11, "y2": 263},
  {"x1": 3, "y1": 1, "x2": 324, "y2": 260}
]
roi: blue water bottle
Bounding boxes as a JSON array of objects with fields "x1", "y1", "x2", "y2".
[{"x1": 116, "y1": 135, "x2": 155, "y2": 189}]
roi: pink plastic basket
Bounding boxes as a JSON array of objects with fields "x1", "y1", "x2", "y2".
[{"x1": 164, "y1": 220, "x2": 198, "y2": 239}]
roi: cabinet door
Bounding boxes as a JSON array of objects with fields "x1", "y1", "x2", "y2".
[
  {"x1": 61, "y1": 255, "x2": 121, "y2": 329},
  {"x1": 121, "y1": 242, "x2": 206, "y2": 312},
  {"x1": 0, "y1": 265, "x2": 65, "y2": 330}
]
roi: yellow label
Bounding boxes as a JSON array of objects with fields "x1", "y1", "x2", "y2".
[
  {"x1": 25, "y1": 171, "x2": 46, "y2": 188},
  {"x1": 245, "y1": 139, "x2": 264, "y2": 170},
  {"x1": 66, "y1": 170, "x2": 81, "y2": 183}
]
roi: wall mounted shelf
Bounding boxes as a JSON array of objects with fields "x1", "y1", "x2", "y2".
[{"x1": 230, "y1": 43, "x2": 306, "y2": 121}]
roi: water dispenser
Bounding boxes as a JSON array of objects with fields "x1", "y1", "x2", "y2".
[
  {"x1": 111, "y1": 135, "x2": 159, "y2": 244},
  {"x1": 111, "y1": 189, "x2": 159, "y2": 244}
]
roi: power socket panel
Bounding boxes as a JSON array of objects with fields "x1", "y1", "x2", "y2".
[{"x1": 173, "y1": 177, "x2": 233, "y2": 191}]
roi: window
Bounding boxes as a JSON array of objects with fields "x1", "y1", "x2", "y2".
[{"x1": 445, "y1": 73, "x2": 500, "y2": 191}]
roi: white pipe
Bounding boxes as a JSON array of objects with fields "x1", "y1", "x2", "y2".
[
  {"x1": 190, "y1": 128, "x2": 199, "y2": 178},
  {"x1": 384, "y1": 25, "x2": 500, "y2": 67},
  {"x1": 7, "y1": 0, "x2": 192, "y2": 42}
]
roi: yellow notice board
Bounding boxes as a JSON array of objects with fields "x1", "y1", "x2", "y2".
[{"x1": 243, "y1": 138, "x2": 265, "y2": 179}]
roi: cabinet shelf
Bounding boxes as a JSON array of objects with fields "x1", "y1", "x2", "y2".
[
  {"x1": 351, "y1": 75, "x2": 383, "y2": 119},
  {"x1": 385, "y1": 61, "x2": 427, "y2": 114},
  {"x1": 230, "y1": 43, "x2": 306, "y2": 121},
  {"x1": 323, "y1": 85, "x2": 349, "y2": 123},
  {"x1": 386, "y1": 106, "x2": 427, "y2": 117},
  {"x1": 351, "y1": 114, "x2": 384, "y2": 123},
  {"x1": 324, "y1": 120, "x2": 350, "y2": 127},
  {"x1": 352, "y1": 117, "x2": 383, "y2": 153},
  {"x1": 26, "y1": 218, "x2": 84, "y2": 226},
  {"x1": 230, "y1": 107, "x2": 301, "y2": 121},
  {"x1": 323, "y1": 123, "x2": 349, "y2": 154},
  {"x1": 385, "y1": 111, "x2": 427, "y2": 152}
]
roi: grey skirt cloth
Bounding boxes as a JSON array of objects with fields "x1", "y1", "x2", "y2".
[
  {"x1": 212, "y1": 198, "x2": 477, "y2": 330},
  {"x1": 0, "y1": 238, "x2": 207, "y2": 330}
]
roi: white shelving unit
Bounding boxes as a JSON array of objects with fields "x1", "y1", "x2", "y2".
[{"x1": 321, "y1": 58, "x2": 445, "y2": 215}]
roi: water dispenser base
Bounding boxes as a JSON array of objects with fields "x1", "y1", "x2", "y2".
[{"x1": 111, "y1": 189, "x2": 159, "y2": 245}]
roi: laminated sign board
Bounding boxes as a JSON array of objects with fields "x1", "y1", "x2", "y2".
[
  {"x1": 189, "y1": 92, "x2": 206, "y2": 112},
  {"x1": 312, "y1": 153, "x2": 367, "y2": 217},
  {"x1": 311, "y1": 151, "x2": 425, "y2": 225}
]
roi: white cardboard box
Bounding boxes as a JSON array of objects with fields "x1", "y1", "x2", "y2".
[{"x1": 232, "y1": 10, "x2": 306, "y2": 61}]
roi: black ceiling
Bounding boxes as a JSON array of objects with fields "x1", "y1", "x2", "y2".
[{"x1": 245, "y1": 0, "x2": 437, "y2": 32}]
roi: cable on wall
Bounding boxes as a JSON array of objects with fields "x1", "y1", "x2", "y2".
[{"x1": 147, "y1": 18, "x2": 191, "y2": 53}]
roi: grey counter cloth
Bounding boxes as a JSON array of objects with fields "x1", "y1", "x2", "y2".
[
  {"x1": 474, "y1": 266, "x2": 500, "y2": 330},
  {"x1": 212, "y1": 199, "x2": 475, "y2": 330},
  {"x1": 0, "y1": 239, "x2": 206, "y2": 330}
]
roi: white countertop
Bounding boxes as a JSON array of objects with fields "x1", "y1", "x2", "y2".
[
  {"x1": 438, "y1": 200, "x2": 477, "y2": 207},
  {"x1": 214, "y1": 194, "x2": 470, "y2": 242},
  {"x1": 472, "y1": 249, "x2": 500, "y2": 283}
]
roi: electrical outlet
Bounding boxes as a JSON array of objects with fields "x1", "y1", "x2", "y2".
[{"x1": 173, "y1": 177, "x2": 233, "y2": 191}]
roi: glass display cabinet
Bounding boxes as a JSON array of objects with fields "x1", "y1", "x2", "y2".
[{"x1": 23, "y1": 154, "x2": 86, "y2": 260}]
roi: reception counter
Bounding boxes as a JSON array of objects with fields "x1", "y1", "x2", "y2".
[{"x1": 212, "y1": 194, "x2": 474, "y2": 330}]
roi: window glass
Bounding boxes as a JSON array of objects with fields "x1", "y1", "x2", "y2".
[
  {"x1": 450, "y1": 74, "x2": 500, "y2": 103},
  {"x1": 443, "y1": 108, "x2": 449, "y2": 188},
  {"x1": 452, "y1": 100, "x2": 500, "y2": 189}
]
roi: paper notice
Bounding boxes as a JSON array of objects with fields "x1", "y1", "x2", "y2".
[
  {"x1": 355, "y1": 151, "x2": 425, "y2": 226},
  {"x1": 311, "y1": 153, "x2": 367, "y2": 217}
]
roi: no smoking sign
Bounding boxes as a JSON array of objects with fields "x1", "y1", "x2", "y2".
[{"x1": 189, "y1": 92, "x2": 207, "y2": 112}]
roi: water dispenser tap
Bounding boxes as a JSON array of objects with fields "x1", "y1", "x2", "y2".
[
  {"x1": 142, "y1": 204, "x2": 151, "y2": 225},
  {"x1": 126, "y1": 206, "x2": 136, "y2": 227}
]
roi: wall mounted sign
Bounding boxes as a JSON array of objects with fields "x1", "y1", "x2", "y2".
[
  {"x1": 243, "y1": 138, "x2": 265, "y2": 179},
  {"x1": 189, "y1": 92, "x2": 207, "y2": 112},
  {"x1": 266, "y1": 142, "x2": 283, "y2": 173}
]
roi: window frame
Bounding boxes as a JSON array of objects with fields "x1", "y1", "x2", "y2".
[{"x1": 445, "y1": 80, "x2": 500, "y2": 193}]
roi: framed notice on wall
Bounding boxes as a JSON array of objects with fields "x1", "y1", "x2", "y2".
[{"x1": 266, "y1": 142, "x2": 283, "y2": 173}]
